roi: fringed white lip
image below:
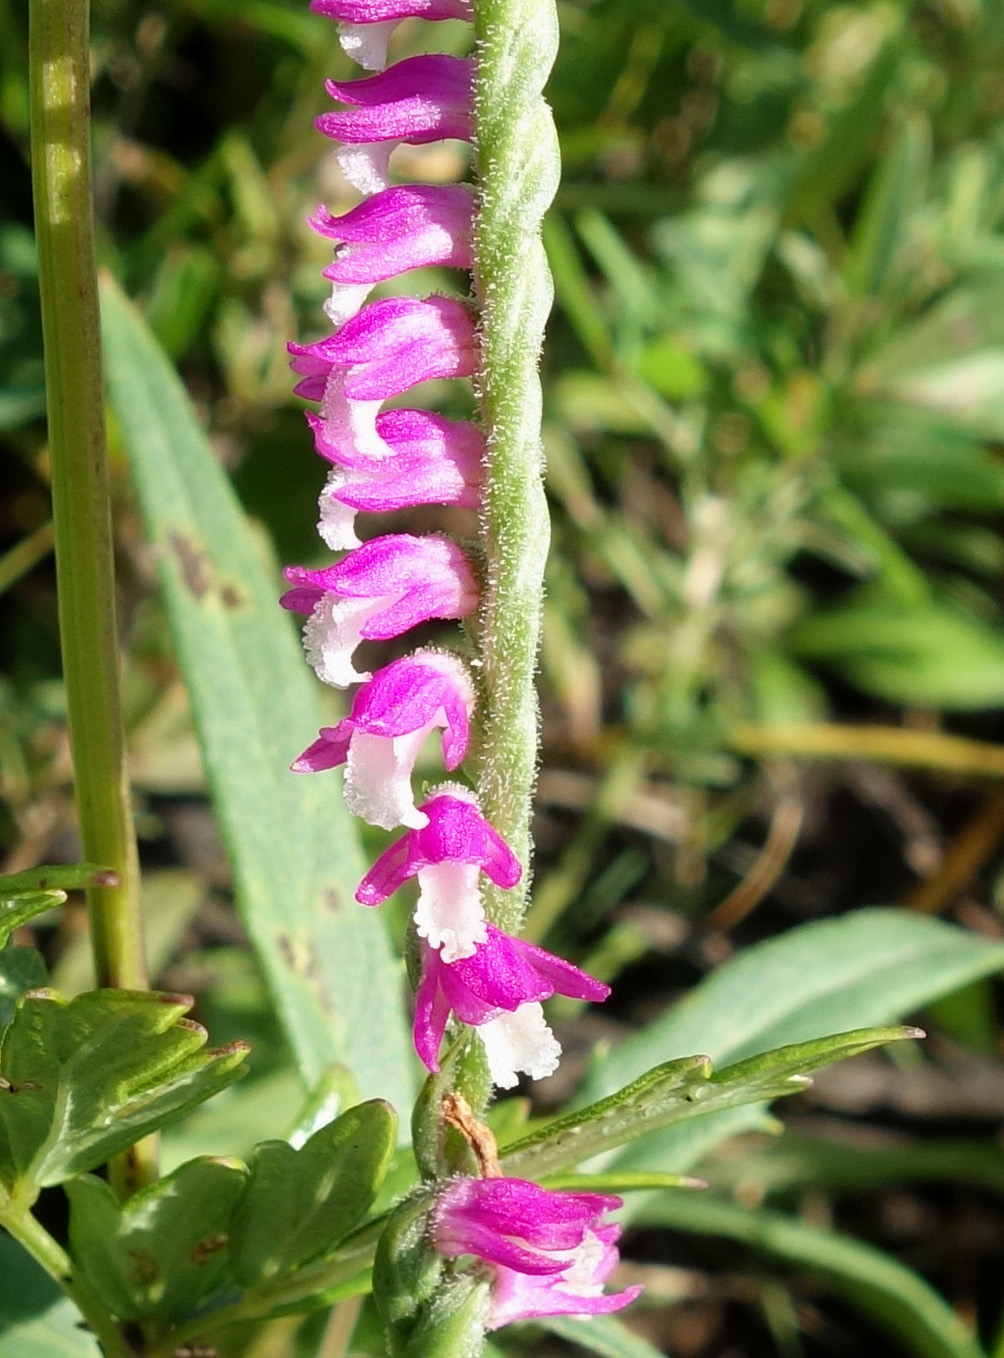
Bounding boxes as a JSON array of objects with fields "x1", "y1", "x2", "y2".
[
  {"x1": 336, "y1": 141, "x2": 395, "y2": 195},
  {"x1": 303, "y1": 592, "x2": 395, "y2": 688},
  {"x1": 337, "y1": 19, "x2": 398, "y2": 72},
  {"x1": 324, "y1": 279, "x2": 375, "y2": 328},
  {"x1": 413, "y1": 859, "x2": 486, "y2": 962},
  {"x1": 478, "y1": 1003, "x2": 562, "y2": 1090},
  {"x1": 344, "y1": 726, "x2": 433, "y2": 831},
  {"x1": 318, "y1": 472, "x2": 361, "y2": 551}
]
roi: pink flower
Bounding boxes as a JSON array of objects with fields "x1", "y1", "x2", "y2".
[
  {"x1": 290, "y1": 295, "x2": 477, "y2": 401},
  {"x1": 311, "y1": 185, "x2": 474, "y2": 324},
  {"x1": 310, "y1": 0, "x2": 472, "y2": 72},
  {"x1": 281, "y1": 533, "x2": 478, "y2": 687},
  {"x1": 310, "y1": 408, "x2": 483, "y2": 549},
  {"x1": 317, "y1": 56, "x2": 475, "y2": 192},
  {"x1": 290, "y1": 296, "x2": 478, "y2": 463},
  {"x1": 356, "y1": 787, "x2": 520, "y2": 961},
  {"x1": 292, "y1": 650, "x2": 475, "y2": 829},
  {"x1": 432, "y1": 1178, "x2": 642, "y2": 1328},
  {"x1": 414, "y1": 925, "x2": 610, "y2": 1086}
]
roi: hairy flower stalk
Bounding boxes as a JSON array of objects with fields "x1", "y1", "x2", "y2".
[{"x1": 288, "y1": 0, "x2": 638, "y2": 1336}]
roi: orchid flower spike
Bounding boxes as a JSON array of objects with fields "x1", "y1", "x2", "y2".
[
  {"x1": 432, "y1": 1178, "x2": 642, "y2": 1327},
  {"x1": 319, "y1": 55, "x2": 475, "y2": 193},
  {"x1": 355, "y1": 786, "x2": 520, "y2": 962},
  {"x1": 311, "y1": 185, "x2": 475, "y2": 324},
  {"x1": 310, "y1": 408, "x2": 483, "y2": 550},
  {"x1": 281, "y1": 533, "x2": 479, "y2": 687},
  {"x1": 293, "y1": 650, "x2": 476, "y2": 830},
  {"x1": 310, "y1": 0, "x2": 472, "y2": 73},
  {"x1": 414, "y1": 924, "x2": 610, "y2": 1087}
]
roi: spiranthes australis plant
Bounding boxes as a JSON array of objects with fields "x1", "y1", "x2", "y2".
[{"x1": 282, "y1": 0, "x2": 643, "y2": 1346}]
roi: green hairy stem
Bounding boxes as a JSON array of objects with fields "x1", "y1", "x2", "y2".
[
  {"x1": 472, "y1": 0, "x2": 561, "y2": 934},
  {"x1": 30, "y1": 0, "x2": 153, "y2": 1195}
]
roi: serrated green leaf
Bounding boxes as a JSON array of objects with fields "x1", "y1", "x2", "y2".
[
  {"x1": 0, "y1": 893, "x2": 65, "y2": 949},
  {"x1": 580, "y1": 909, "x2": 1004, "y2": 1179},
  {"x1": 66, "y1": 1158, "x2": 247, "y2": 1323},
  {"x1": 0, "y1": 989, "x2": 248, "y2": 1194},
  {"x1": 230, "y1": 1099, "x2": 397, "y2": 1286},
  {"x1": 634, "y1": 1194, "x2": 985, "y2": 1358},
  {"x1": 0, "y1": 865, "x2": 118, "y2": 952},
  {"x1": 100, "y1": 276, "x2": 413, "y2": 1114},
  {"x1": 500, "y1": 1027, "x2": 911, "y2": 1180},
  {"x1": 0, "y1": 947, "x2": 46, "y2": 1036}
]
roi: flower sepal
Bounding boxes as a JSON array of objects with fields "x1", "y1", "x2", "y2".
[{"x1": 373, "y1": 1189, "x2": 488, "y2": 1357}]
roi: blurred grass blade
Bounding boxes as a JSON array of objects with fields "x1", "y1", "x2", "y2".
[
  {"x1": 635, "y1": 1194, "x2": 986, "y2": 1358},
  {"x1": 100, "y1": 276, "x2": 413, "y2": 1115}
]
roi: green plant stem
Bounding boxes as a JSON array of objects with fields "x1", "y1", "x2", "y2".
[
  {"x1": 29, "y1": 0, "x2": 153, "y2": 1195},
  {"x1": 2, "y1": 1207, "x2": 129, "y2": 1357},
  {"x1": 471, "y1": 0, "x2": 561, "y2": 936}
]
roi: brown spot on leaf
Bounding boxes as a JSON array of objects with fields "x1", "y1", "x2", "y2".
[
  {"x1": 322, "y1": 889, "x2": 343, "y2": 915},
  {"x1": 169, "y1": 532, "x2": 212, "y2": 599},
  {"x1": 220, "y1": 582, "x2": 246, "y2": 610},
  {"x1": 190, "y1": 1234, "x2": 227, "y2": 1266},
  {"x1": 128, "y1": 1249, "x2": 159, "y2": 1287}
]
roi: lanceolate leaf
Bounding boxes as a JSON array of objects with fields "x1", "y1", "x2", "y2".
[
  {"x1": 229, "y1": 1099, "x2": 398, "y2": 1287},
  {"x1": 66, "y1": 1159, "x2": 248, "y2": 1324},
  {"x1": 577, "y1": 909, "x2": 1004, "y2": 1178},
  {"x1": 0, "y1": 989, "x2": 248, "y2": 1194},
  {"x1": 500, "y1": 1027, "x2": 913, "y2": 1180},
  {"x1": 100, "y1": 277, "x2": 413, "y2": 1113}
]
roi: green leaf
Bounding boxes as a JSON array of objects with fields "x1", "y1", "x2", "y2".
[
  {"x1": 0, "y1": 989, "x2": 248, "y2": 1193},
  {"x1": 0, "y1": 864, "x2": 112, "y2": 950},
  {"x1": 500, "y1": 1027, "x2": 913, "y2": 1180},
  {"x1": 0, "y1": 1236, "x2": 99, "y2": 1357},
  {"x1": 100, "y1": 275, "x2": 413, "y2": 1113},
  {"x1": 0, "y1": 947, "x2": 46, "y2": 1036},
  {"x1": 539, "y1": 1315, "x2": 665, "y2": 1358},
  {"x1": 579, "y1": 908, "x2": 1004, "y2": 1177},
  {"x1": 229, "y1": 1099, "x2": 397, "y2": 1286},
  {"x1": 790, "y1": 594, "x2": 1004, "y2": 709},
  {"x1": 633, "y1": 1194, "x2": 985, "y2": 1358},
  {"x1": 66, "y1": 1158, "x2": 247, "y2": 1323}
]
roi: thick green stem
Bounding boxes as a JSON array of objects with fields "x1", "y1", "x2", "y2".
[
  {"x1": 2, "y1": 1207, "x2": 130, "y2": 1357},
  {"x1": 30, "y1": 0, "x2": 153, "y2": 1194},
  {"x1": 472, "y1": 0, "x2": 560, "y2": 935}
]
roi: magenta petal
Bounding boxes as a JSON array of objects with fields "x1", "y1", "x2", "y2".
[
  {"x1": 509, "y1": 935, "x2": 611, "y2": 1004},
  {"x1": 332, "y1": 297, "x2": 478, "y2": 401},
  {"x1": 291, "y1": 723, "x2": 353, "y2": 772},
  {"x1": 355, "y1": 829, "x2": 417, "y2": 905},
  {"x1": 488, "y1": 1273, "x2": 643, "y2": 1328},
  {"x1": 313, "y1": 184, "x2": 475, "y2": 283},
  {"x1": 312, "y1": 0, "x2": 470, "y2": 17},
  {"x1": 279, "y1": 584, "x2": 325, "y2": 614},
  {"x1": 349, "y1": 652, "x2": 474, "y2": 742},
  {"x1": 413, "y1": 953, "x2": 452, "y2": 1072},
  {"x1": 318, "y1": 55, "x2": 474, "y2": 145}
]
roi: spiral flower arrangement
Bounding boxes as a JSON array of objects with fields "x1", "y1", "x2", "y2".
[{"x1": 283, "y1": 0, "x2": 641, "y2": 1328}]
